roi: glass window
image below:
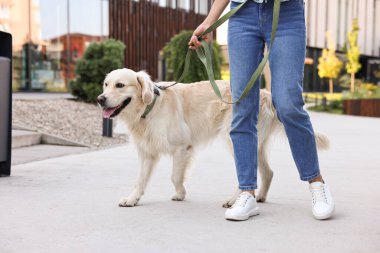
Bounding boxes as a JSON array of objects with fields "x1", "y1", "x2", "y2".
[{"x1": 7, "y1": 0, "x2": 109, "y2": 92}]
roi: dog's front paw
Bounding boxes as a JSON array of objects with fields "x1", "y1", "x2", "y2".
[
  {"x1": 118, "y1": 197, "x2": 139, "y2": 207},
  {"x1": 222, "y1": 198, "x2": 235, "y2": 208},
  {"x1": 222, "y1": 202, "x2": 232, "y2": 208},
  {"x1": 223, "y1": 197, "x2": 236, "y2": 208},
  {"x1": 171, "y1": 192, "x2": 186, "y2": 201}
]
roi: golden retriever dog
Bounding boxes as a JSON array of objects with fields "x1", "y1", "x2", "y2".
[{"x1": 97, "y1": 68, "x2": 329, "y2": 207}]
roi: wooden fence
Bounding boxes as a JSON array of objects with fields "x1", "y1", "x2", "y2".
[
  {"x1": 109, "y1": 0, "x2": 210, "y2": 80},
  {"x1": 343, "y1": 99, "x2": 380, "y2": 118}
]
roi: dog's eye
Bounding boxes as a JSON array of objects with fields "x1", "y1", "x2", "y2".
[
  {"x1": 116, "y1": 83, "x2": 125, "y2": 88},
  {"x1": 104, "y1": 83, "x2": 108, "y2": 87}
]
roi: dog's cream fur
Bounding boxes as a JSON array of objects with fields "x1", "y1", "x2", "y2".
[{"x1": 99, "y1": 68, "x2": 329, "y2": 207}]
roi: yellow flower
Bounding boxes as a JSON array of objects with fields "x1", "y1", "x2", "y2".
[
  {"x1": 318, "y1": 31, "x2": 343, "y2": 79},
  {"x1": 346, "y1": 19, "x2": 361, "y2": 74}
]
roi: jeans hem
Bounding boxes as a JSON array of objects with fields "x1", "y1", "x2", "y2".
[
  {"x1": 239, "y1": 185, "x2": 257, "y2": 190},
  {"x1": 300, "y1": 172, "x2": 321, "y2": 181}
]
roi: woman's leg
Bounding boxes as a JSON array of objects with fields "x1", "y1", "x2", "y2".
[
  {"x1": 263, "y1": 0, "x2": 334, "y2": 220},
  {"x1": 264, "y1": 0, "x2": 320, "y2": 181},
  {"x1": 225, "y1": 1, "x2": 265, "y2": 221},
  {"x1": 228, "y1": 1, "x2": 264, "y2": 192}
]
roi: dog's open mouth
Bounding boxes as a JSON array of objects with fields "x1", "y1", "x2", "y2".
[{"x1": 102, "y1": 98, "x2": 132, "y2": 118}]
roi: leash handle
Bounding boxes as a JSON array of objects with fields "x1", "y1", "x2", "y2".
[
  {"x1": 158, "y1": 2, "x2": 246, "y2": 90},
  {"x1": 161, "y1": 0, "x2": 281, "y2": 104},
  {"x1": 200, "y1": 0, "x2": 281, "y2": 104},
  {"x1": 197, "y1": 1, "x2": 248, "y2": 41}
]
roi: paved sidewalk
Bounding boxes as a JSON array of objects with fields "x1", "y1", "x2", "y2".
[
  {"x1": 1, "y1": 112, "x2": 380, "y2": 253},
  {"x1": 12, "y1": 144, "x2": 89, "y2": 165}
]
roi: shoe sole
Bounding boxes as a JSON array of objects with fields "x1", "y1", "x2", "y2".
[
  {"x1": 313, "y1": 205, "x2": 335, "y2": 220},
  {"x1": 225, "y1": 207, "x2": 260, "y2": 221}
]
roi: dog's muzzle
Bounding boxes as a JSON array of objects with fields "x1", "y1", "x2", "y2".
[{"x1": 100, "y1": 97, "x2": 132, "y2": 118}]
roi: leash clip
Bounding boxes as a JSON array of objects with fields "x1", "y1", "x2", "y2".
[{"x1": 157, "y1": 82, "x2": 177, "y2": 90}]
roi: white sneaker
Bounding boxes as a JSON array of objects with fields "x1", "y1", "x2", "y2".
[
  {"x1": 309, "y1": 182, "x2": 335, "y2": 220},
  {"x1": 225, "y1": 192, "x2": 260, "y2": 221}
]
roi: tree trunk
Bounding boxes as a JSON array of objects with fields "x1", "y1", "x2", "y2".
[
  {"x1": 329, "y1": 78, "x2": 333, "y2": 94},
  {"x1": 350, "y1": 72, "x2": 355, "y2": 93}
]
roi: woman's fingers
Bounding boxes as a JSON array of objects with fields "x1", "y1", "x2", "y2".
[
  {"x1": 194, "y1": 36, "x2": 202, "y2": 47},
  {"x1": 189, "y1": 34, "x2": 211, "y2": 49},
  {"x1": 189, "y1": 24, "x2": 209, "y2": 49},
  {"x1": 203, "y1": 34, "x2": 211, "y2": 43},
  {"x1": 188, "y1": 36, "x2": 199, "y2": 49},
  {"x1": 188, "y1": 35, "x2": 201, "y2": 48}
]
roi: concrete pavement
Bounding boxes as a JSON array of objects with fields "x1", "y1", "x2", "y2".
[
  {"x1": 11, "y1": 129, "x2": 90, "y2": 165},
  {"x1": 11, "y1": 144, "x2": 89, "y2": 165},
  {"x1": 1, "y1": 111, "x2": 380, "y2": 253}
]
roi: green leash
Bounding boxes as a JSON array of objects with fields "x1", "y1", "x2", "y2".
[{"x1": 160, "y1": 0, "x2": 281, "y2": 104}]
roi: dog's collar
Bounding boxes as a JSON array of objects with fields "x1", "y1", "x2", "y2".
[{"x1": 141, "y1": 86, "x2": 160, "y2": 119}]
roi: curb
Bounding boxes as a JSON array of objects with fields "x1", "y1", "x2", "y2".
[{"x1": 12, "y1": 124, "x2": 90, "y2": 148}]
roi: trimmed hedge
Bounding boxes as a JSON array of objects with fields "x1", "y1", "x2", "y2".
[
  {"x1": 163, "y1": 30, "x2": 224, "y2": 83},
  {"x1": 70, "y1": 39, "x2": 125, "y2": 103}
]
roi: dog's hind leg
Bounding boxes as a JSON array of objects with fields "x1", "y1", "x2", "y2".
[
  {"x1": 171, "y1": 146, "x2": 194, "y2": 201},
  {"x1": 119, "y1": 151, "x2": 159, "y2": 207},
  {"x1": 256, "y1": 139, "x2": 273, "y2": 203}
]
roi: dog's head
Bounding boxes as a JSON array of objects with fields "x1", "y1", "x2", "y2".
[{"x1": 97, "y1": 68, "x2": 154, "y2": 118}]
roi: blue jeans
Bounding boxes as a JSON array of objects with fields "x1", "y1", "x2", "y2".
[{"x1": 228, "y1": 0, "x2": 320, "y2": 190}]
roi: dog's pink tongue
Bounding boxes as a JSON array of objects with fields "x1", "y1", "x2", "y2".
[{"x1": 103, "y1": 107, "x2": 118, "y2": 118}]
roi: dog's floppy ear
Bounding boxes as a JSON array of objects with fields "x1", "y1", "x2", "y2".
[{"x1": 136, "y1": 71, "x2": 154, "y2": 105}]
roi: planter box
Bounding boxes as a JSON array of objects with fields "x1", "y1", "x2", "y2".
[{"x1": 343, "y1": 99, "x2": 380, "y2": 118}]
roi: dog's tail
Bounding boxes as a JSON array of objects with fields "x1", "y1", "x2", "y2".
[
  {"x1": 263, "y1": 89, "x2": 330, "y2": 151},
  {"x1": 314, "y1": 132, "x2": 330, "y2": 150},
  {"x1": 276, "y1": 127, "x2": 330, "y2": 151}
]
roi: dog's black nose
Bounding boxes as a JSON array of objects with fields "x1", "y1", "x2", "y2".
[{"x1": 97, "y1": 95, "x2": 107, "y2": 106}]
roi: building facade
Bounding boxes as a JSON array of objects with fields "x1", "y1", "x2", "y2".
[
  {"x1": 0, "y1": 0, "x2": 45, "y2": 90},
  {"x1": 2, "y1": 0, "x2": 379, "y2": 92},
  {"x1": 217, "y1": 0, "x2": 380, "y2": 91},
  {"x1": 0, "y1": 0, "x2": 43, "y2": 50},
  {"x1": 109, "y1": 0, "x2": 212, "y2": 79},
  {"x1": 47, "y1": 33, "x2": 106, "y2": 83},
  {"x1": 305, "y1": 0, "x2": 379, "y2": 57},
  {"x1": 0, "y1": 0, "x2": 109, "y2": 91},
  {"x1": 304, "y1": 0, "x2": 380, "y2": 91}
]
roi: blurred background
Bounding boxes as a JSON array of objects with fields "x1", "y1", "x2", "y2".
[
  {"x1": 1, "y1": 2, "x2": 380, "y2": 248},
  {"x1": 1, "y1": 0, "x2": 109, "y2": 92},
  {"x1": 1, "y1": 0, "x2": 379, "y2": 96}
]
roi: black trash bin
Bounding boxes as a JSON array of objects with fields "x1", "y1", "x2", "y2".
[{"x1": 0, "y1": 31, "x2": 12, "y2": 177}]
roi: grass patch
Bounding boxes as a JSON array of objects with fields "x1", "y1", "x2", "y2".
[
  {"x1": 308, "y1": 105, "x2": 343, "y2": 114},
  {"x1": 308, "y1": 99, "x2": 343, "y2": 114},
  {"x1": 303, "y1": 92, "x2": 342, "y2": 101}
]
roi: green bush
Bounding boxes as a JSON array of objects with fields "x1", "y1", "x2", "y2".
[
  {"x1": 163, "y1": 30, "x2": 224, "y2": 83},
  {"x1": 342, "y1": 83, "x2": 380, "y2": 99},
  {"x1": 70, "y1": 39, "x2": 125, "y2": 102},
  {"x1": 308, "y1": 99, "x2": 343, "y2": 114},
  {"x1": 329, "y1": 99, "x2": 343, "y2": 110}
]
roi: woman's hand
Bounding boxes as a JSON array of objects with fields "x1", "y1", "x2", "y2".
[
  {"x1": 188, "y1": 0, "x2": 229, "y2": 49},
  {"x1": 188, "y1": 23, "x2": 212, "y2": 50}
]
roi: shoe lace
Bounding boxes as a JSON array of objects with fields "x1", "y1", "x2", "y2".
[
  {"x1": 311, "y1": 186, "x2": 328, "y2": 205},
  {"x1": 231, "y1": 193, "x2": 251, "y2": 208}
]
